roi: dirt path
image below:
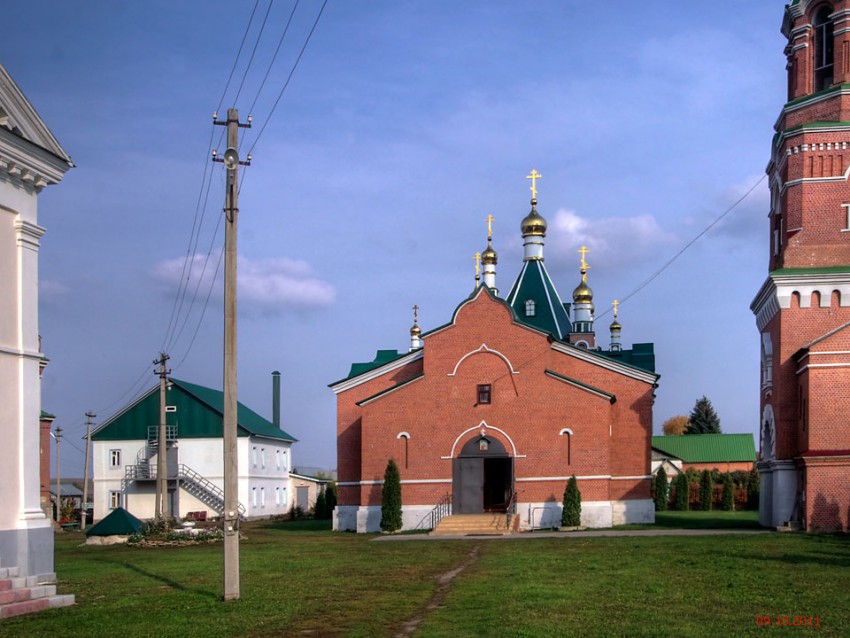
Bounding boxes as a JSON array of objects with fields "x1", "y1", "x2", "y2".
[{"x1": 394, "y1": 543, "x2": 482, "y2": 637}]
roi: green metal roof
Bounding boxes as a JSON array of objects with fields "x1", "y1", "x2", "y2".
[
  {"x1": 91, "y1": 378, "x2": 296, "y2": 442},
  {"x1": 772, "y1": 266, "x2": 850, "y2": 275},
  {"x1": 651, "y1": 434, "x2": 756, "y2": 463},
  {"x1": 505, "y1": 260, "x2": 572, "y2": 339},
  {"x1": 597, "y1": 342, "x2": 656, "y2": 374},
  {"x1": 346, "y1": 350, "x2": 407, "y2": 380}
]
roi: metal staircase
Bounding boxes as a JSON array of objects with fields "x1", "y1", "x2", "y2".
[{"x1": 122, "y1": 424, "x2": 246, "y2": 518}]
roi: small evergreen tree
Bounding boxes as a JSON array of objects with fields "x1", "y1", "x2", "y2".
[
  {"x1": 722, "y1": 473, "x2": 735, "y2": 511},
  {"x1": 325, "y1": 481, "x2": 337, "y2": 518},
  {"x1": 675, "y1": 472, "x2": 690, "y2": 511},
  {"x1": 654, "y1": 467, "x2": 668, "y2": 511},
  {"x1": 699, "y1": 469, "x2": 713, "y2": 511},
  {"x1": 561, "y1": 475, "x2": 582, "y2": 527},
  {"x1": 380, "y1": 459, "x2": 403, "y2": 532},
  {"x1": 746, "y1": 469, "x2": 760, "y2": 510},
  {"x1": 685, "y1": 396, "x2": 722, "y2": 434},
  {"x1": 314, "y1": 489, "x2": 327, "y2": 519}
]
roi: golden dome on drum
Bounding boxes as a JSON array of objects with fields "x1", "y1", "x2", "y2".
[
  {"x1": 609, "y1": 318, "x2": 621, "y2": 332},
  {"x1": 521, "y1": 202, "x2": 547, "y2": 237},
  {"x1": 410, "y1": 323, "x2": 421, "y2": 336},
  {"x1": 573, "y1": 274, "x2": 593, "y2": 303},
  {"x1": 481, "y1": 239, "x2": 497, "y2": 265}
]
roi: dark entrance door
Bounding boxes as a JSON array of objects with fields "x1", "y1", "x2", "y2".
[{"x1": 452, "y1": 435, "x2": 512, "y2": 514}]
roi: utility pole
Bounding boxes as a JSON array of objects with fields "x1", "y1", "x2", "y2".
[
  {"x1": 213, "y1": 108, "x2": 251, "y2": 601},
  {"x1": 81, "y1": 412, "x2": 95, "y2": 530},
  {"x1": 54, "y1": 425, "x2": 63, "y2": 523},
  {"x1": 154, "y1": 353, "x2": 170, "y2": 520}
]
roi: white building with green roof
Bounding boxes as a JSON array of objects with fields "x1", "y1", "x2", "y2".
[{"x1": 90, "y1": 378, "x2": 297, "y2": 522}]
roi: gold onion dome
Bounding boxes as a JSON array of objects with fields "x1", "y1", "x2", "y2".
[
  {"x1": 481, "y1": 239, "x2": 498, "y2": 265},
  {"x1": 521, "y1": 200, "x2": 547, "y2": 237},
  {"x1": 610, "y1": 318, "x2": 621, "y2": 332},
  {"x1": 573, "y1": 273, "x2": 593, "y2": 303},
  {"x1": 410, "y1": 323, "x2": 421, "y2": 336}
]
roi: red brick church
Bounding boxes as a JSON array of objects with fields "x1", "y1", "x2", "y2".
[
  {"x1": 331, "y1": 175, "x2": 659, "y2": 532},
  {"x1": 752, "y1": 0, "x2": 850, "y2": 531}
]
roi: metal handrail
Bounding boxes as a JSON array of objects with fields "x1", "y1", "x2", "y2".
[
  {"x1": 505, "y1": 489, "x2": 517, "y2": 532},
  {"x1": 124, "y1": 462, "x2": 246, "y2": 516},
  {"x1": 415, "y1": 493, "x2": 452, "y2": 530},
  {"x1": 146, "y1": 425, "x2": 179, "y2": 442}
]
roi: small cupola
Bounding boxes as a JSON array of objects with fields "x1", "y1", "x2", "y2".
[{"x1": 521, "y1": 169, "x2": 547, "y2": 261}]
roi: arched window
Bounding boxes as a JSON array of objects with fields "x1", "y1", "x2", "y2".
[
  {"x1": 814, "y1": 5, "x2": 834, "y2": 92},
  {"x1": 525, "y1": 299, "x2": 536, "y2": 316}
]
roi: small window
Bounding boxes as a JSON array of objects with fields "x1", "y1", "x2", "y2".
[
  {"x1": 252, "y1": 487, "x2": 258, "y2": 507},
  {"x1": 109, "y1": 491, "x2": 122, "y2": 509},
  {"x1": 477, "y1": 384, "x2": 492, "y2": 404},
  {"x1": 252, "y1": 447, "x2": 257, "y2": 468},
  {"x1": 275, "y1": 486, "x2": 281, "y2": 505},
  {"x1": 261, "y1": 487, "x2": 266, "y2": 508},
  {"x1": 525, "y1": 299, "x2": 536, "y2": 317},
  {"x1": 843, "y1": 204, "x2": 850, "y2": 231},
  {"x1": 261, "y1": 448, "x2": 266, "y2": 469},
  {"x1": 109, "y1": 449, "x2": 122, "y2": 469},
  {"x1": 276, "y1": 449, "x2": 281, "y2": 470}
]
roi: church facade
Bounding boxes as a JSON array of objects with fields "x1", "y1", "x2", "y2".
[
  {"x1": 331, "y1": 177, "x2": 658, "y2": 532},
  {"x1": 752, "y1": 1, "x2": 850, "y2": 531}
]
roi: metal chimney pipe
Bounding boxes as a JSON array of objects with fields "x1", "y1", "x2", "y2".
[{"x1": 272, "y1": 370, "x2": 281, "y2": 429}]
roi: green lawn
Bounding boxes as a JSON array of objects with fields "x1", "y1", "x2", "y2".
[{"x1": 1, "y1": 517, "x2": 848, "y2": 638}]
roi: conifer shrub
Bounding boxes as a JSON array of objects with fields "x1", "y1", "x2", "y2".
[
  {"x1": 675, "y1": 472, "x2": 690, "y2": 511},
  {"x1": 325, "y1": 482, "x2": 337, "y2": 518},
  {"x1": 314, "y1": 489, "x2": 327, "y2": 519},
  {"x1": 561, "y1": 475, "x2": 582, "y2": 527},
  {"x1": 747, "y1": 469, "x2": 760, "y2": 510},
  {"x1": 380, "y1": 459, "x2": 403, "y2": 532},
  {"x1": 699, "y1": 469, "x2": 712, "y2": 511},
  {"x1": 722, "y1": 472, "x2": 735, "y2": 511},
  {"x1": 654, "y1": 467, "x2": 668, "y2": 511}
]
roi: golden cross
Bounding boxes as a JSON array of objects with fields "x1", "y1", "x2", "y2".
[
  {"x1": 473, "y1": 252, "x2": 481, "y2": 276},
  {"x1": 612, "y1": 300, "x2": 619, "y2": 318},
  {"x1": 412, "y1": 304, "x2": 419, "y2": 324},
  {"x1": 578, "y1": 245, "x2": 590, "y2": 271},
  {"x1": 526, "y1": 169, "x2": 542, "y2": 199},
  {"x1": 486, "y1": 214, "x2": 495, "y2": 237}
]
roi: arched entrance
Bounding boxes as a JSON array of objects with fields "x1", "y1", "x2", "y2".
[{"x1": 452, "y1": 435, "x2": 513, "y2": 514}]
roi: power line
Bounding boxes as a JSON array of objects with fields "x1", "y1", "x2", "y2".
[
  {"x1": 247, "y1": 0, "x2": 302, "y2": 117},
  {"x1": 247, "y1": 0, "x2": 329, "y2": 156},
  {"x1": 232, "y1": 0, "x2": 277, "y2": 106},
  {"x1": 597, "y1": 173, "x2": 767, "y2": 319},
  {"x1": 217, "y1": 0, "x2": 263, "y2": 113}
]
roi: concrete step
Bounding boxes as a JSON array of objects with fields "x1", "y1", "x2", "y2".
[
  {"x1": 431, "y1": 514, "x2": 514, "y2": 536},
  {"x1": 0, "y1": 565, "x2": 74, "y2": 621},
  {"x1": 0, "y1": 567, "x2": 18, "y2": 579}
]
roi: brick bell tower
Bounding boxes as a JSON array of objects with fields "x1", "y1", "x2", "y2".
[{"x1": 751, "y1": 0, "x2": 850, "y2": 531}]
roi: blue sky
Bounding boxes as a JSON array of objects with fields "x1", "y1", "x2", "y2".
[{"x1": 4, "y1": 1, "x2": 786, "y2": 477}]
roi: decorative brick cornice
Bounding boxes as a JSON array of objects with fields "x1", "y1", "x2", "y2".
[{"x1": 751, "y1": 271, "x2": 850, "y2": 331}]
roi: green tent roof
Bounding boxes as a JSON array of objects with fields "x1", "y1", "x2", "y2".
[
  {"x1": 85, "y1": 507, "x2": 142, "y2": 536},
  {"x1": 505, "y1": 260, "x2": 572, "y2": 339},
  {"x1": 91, "y1": 378, "x2": 297, "y2": 442},
  {"x1": 651, "y1": 434, "x2": 756, "y2": 463}
]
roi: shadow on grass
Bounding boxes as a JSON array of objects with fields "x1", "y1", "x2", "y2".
[
  {"x1": 727, "y1": 534, "x2": 850, "y2": 568},
  {"x1": 613, "y1": 510, "x2": 763, "y2": 531},
  {"x1": 97, "y1": 557, "x2": 220, "y2": 600}
]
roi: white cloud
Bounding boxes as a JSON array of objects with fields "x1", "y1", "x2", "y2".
[
  {"x1": 545, "y1": 208, "x2": 679, "y2": 271},
  {"x1": 40, "y1": 279, "x2": 70, "y2": 299},
  {"x1": 153, "y1": 253, "x2": 335, "y2": 311}
]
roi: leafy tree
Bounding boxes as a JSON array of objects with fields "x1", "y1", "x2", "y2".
[
  {"x1": 314, "y1": 489, "x2": 327, "y2": 519},
  {"x1": 699, "y1": 470, "x2": 713, "y2": 511},
  {"x1": 561, "y1": 476, "x2": 582, "y2": 527},
  {"x1": 722, "y1": 473, "x2": 735, "y2": 511},
  {"x1": 380, "y1": 459, "x2": 403, "y2": 532},
  {"x1": 675, "y1": 472, "x2": 690, "y2": 511},
  {"x1": 662, "y1": 415, "x2": 689, "y2": 436},
  {"x1": 746, "y1": 469, "x2": 760, "y2": 510},
  {"x1": 654, "y1": 467, "x2": 668, "y2": 511},
  {"x1": 685, "y1": 396, "x2": 722, "y2": 434}
]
